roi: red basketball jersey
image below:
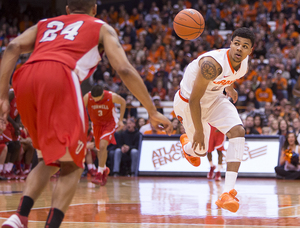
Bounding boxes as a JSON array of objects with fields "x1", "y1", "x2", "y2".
[
  {"x1": 87, "y1": 91, "x2": 117, "y2": 125},
  {"x1": 26, "y1": 14, "x2": 104, "y2": 81}
]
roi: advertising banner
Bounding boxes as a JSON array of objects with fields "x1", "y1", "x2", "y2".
[{"x1": 138, "y1": 135, "x2": 280, "y2": 177}]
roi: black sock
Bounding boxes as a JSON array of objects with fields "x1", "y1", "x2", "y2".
[
  {"x1": 17, "y1": 196, "x2": 34, "y2": 217},
  {"x1": 45, "y1": 208, "x2": 64, "y2": 228}
]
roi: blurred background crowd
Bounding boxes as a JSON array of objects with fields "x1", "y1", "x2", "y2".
[{"x1": 1, "y1": 0, "x2": 300, "y2": 178}]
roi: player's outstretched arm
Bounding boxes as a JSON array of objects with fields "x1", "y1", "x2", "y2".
[
  {"x1": 112, "y1": 93, "x2": 126, "y2": 130},
  {"x1": 0, "y1": 25, "x2": 37, "y2": 128},
  {"x1": 99, "y1": 24, "x2": 172, "y2": 134},
  {"x1": 83, "y1": 93, "x2": 89, "y2": 108},
  {"x1": 190, "y1": 57, "x2": 222, "y2": 151}
]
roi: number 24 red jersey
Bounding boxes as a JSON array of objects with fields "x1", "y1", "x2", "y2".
[{"x1": 26, "y1": 14, "x2": 104, "y2": 82}]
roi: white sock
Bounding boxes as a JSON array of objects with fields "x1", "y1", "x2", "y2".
[
  {"x1": 223, "y1": 171, "x2": 238, "y2": 193},
  {"x1": 209, "y1": 161, "x2": 213, "y2": 167},
  {"x1": 0, "y1": 164, "x2": 3, "y2": 172},
  {"x1": 98, "y1": 165, "x2": 106, "y2": 174},
  {"x1": 217, "y1": 164, "x2": 222, "y2": 171},
  {"x1": 5, "y1": 163, "x2": 14, "y2": 173},
  {"x1": 87, "y1": 164, "x2": 93, "y2": 170},
  {"x1": 93, "y1": 164, "x2": 96, "y2": 170}
]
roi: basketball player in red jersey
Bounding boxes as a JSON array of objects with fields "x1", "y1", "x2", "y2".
[
  {"x1": 207, "y1": 126, "x2": 226, "y2": 181},
  {"x1": 2, "y1": 89, "x2": 22, "y2": 180},
  {"x1": 84, "y1": 84, "x2": 126, "y2": 186},
  {"x1": 0, "y1": 0, "x2": 172, "y2": 227}
]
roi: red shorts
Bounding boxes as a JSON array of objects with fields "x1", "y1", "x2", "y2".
[
  {"x1": 93, "y1": 122, "x2": 116, "y2": 149},
  {"x1": 0, "y1": 128, "x2": 12, "y2": 144},
  {"x1": 207, "y1": 126, "x2": 226, "y2": 153},
  {"x1": 13, "y1": 61, "x2": 88, "y2": 168}
]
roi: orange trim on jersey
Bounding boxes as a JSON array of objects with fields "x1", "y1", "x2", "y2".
[
  {"x1": 179, "y1": 90, "x2": 189, "y2": 103},
  {"x1": 226, "y1": 50, "x2": 234, "y2": 74}
]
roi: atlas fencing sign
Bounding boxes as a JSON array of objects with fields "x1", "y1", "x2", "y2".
[{"x1": 138, "y1": 135, "x2": 280, "y2": 177}]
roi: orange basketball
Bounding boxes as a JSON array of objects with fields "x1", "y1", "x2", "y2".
[{"x1": 173, "y1": 9, "x2": 205, "y2": 40}]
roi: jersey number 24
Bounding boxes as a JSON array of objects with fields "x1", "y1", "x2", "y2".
[{"x1": 40, "y1": 21, "x2": 83, "y2": 42}]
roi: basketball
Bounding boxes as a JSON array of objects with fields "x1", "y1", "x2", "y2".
[{"x1": 173, "y1": 9, "x2": 205, "y2": 40}]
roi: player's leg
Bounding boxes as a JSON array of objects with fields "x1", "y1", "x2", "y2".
[
  {"x1": 92, "y1": 139, "x2": 110, "y2": 185},
  {"x1": 113, "y1": 148, "x2": 122, "y2": 176},
  {"x1": 130, "y1": 148, "x2": 139, "y2": 176},
  {"x1": 0, "y1": 145, "x2": 8, "y2": 179},
  {"x1": 207, "y1": 152, "x2": 216, "y2": 179},
  {"x1": 86, "y1": 149, "x2": 97, "y2": 176},
  {"x1": 214, "y1": 150, "x2": 223, "y2": 181},
  {"x1": 173, "y1": 91, "x2": 208, "y2": 167},
  {"x1": 208, "y1": 98, "x2": 243, "y2": 213},
  {"x1": 46, "y1": 153, "x2": 83, "y2": 228},
  {"x1": 3, "y1": 141, "x2": 21, "y2": 180}
]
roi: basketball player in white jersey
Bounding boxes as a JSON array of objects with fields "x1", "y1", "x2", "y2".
[{"x1": 174, "y1": 27, "x2": 255, "y2": 213}]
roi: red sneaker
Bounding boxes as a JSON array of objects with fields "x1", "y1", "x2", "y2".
[
  {"x1": 215, "y1": 189, "x2": 239, "y2": 213},
  {"x1": 2, "y1": 171, "x2": 18, "y2": 180},
  {"x1": 1, "y1": 213, "x2": 28, "y2": 228},
  {"x1": 101, "y1": 167, "x2": 110, "y2": 186},
  {"x1": 215, "y1": 171, "x2": 221, "y2": 181},
  {"x1": 15, "y1": 170, "x2": 27, "y2": 180},
  {"x1": 180, "y1": 134, "x2": 200, "y2": 167},
  {"x1": 88, "y1": 168, "x2": 97, "y2": 177},
  {"x1": 92, "y1": 172, "x2": 103, "y2": 185},
  {"x1": 207, "y1": 166, "x2": 216, "y2": 179}
]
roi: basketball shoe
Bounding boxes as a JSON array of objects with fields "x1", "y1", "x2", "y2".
[
  {"x1": 92, "y1": 167, "x2": 110, "y2": 186},
  {"x1": 1, "y1": 213, "x2": 28, "y2": 228},
  {"x1": 207, "y1": 165, "x2": 216, "y2": 179},
  {"x1": 180, "y1": 134, "x2": 200, "y2": 167},
  {"x1": 215, "y1": 189, "x2": 239, "y2": 213},
  {"x1": 215, "y1": 171, "x2": 221, "y2": 181},
  {"x1": 88, "y1": 168, "x2": 97, "y2": 177}
]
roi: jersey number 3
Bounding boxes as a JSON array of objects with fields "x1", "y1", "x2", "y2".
[{"x1": 40, "y1": 21, "x2": 84, "y2": 42}]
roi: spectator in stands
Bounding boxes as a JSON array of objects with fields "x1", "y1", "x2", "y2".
[
  {"x1": 152, "y1": 95, "x2": 164, "y2": 115},
  {"x1": 124, "y1": 94, "x2": 137, "y2": 119},
  {"x1": 278, "y1": 119, "x2": 289, "y2": 138},
  {"x1": 273, "y1": 69, "x2": 288, "y2": 101},
  {"x1": 136, "y1": 117, "x2": 146, "y2": 131},
  {"x1": 253, "y1": 114, "x2": 263, "y2": 134},
  {"x1": 275, "y1": 132, "x2": 300, "y2": 179},
  {"x1": 245, "y1": 90, "x2": 260, "y2": 110},
  {"x1": 113, "y1": 118, "x2": 140, "y2": 177},
  {"x1": 270, "y1": 119, "x2": 279, "y2": 135},
  {"x1": 255, "y1": 80, "x2": 273, "y2": 107},
  {"x1": 170, "y1": 118, "x2": 180, "y2": 135},
  {"x1": 151, "y1": 80, "x2": 166, "y2": 101},
  {"x1": 144, "y1": 123, "x2": 167, "y2": 135},
  {"x1": 239, "y1": 102, "x2": 258, "y2": 122},
  {"x1": 244, "y1": 115, "x2": 260, "y2": 135}
]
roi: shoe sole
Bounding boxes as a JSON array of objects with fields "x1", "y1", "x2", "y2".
[{"x1": 215, "y1": 199, "x2": 239, "y2": 213}]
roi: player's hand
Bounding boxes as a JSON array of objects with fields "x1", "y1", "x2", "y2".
[
  {"x1": 0, "y1": 97, "x2": 9, "y2": 132},
  {"x1": 148, "y1": 111, "x2": 173, "y2": 136},
  {"x1": 116, "y1": 120, "x2": 124, "y2": 131},
  {"x1": 225, "y1": 87, "x2": 238, "y2": 103},
  {"x1": 192, "y1": 130, "x2": 205, "y2": 151}
]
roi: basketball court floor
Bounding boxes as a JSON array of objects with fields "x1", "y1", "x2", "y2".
[{"x1": 0, "y1": 176, "x2": 300, "y2": 228}]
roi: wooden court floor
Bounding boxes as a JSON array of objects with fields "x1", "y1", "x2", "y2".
[{"x1": 1, "y1": 176, "x2": 300, "y2": 228}]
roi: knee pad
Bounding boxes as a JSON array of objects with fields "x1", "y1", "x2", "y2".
[{"x1": 226, "y1": 137, "x2": 245, "y2": 162}]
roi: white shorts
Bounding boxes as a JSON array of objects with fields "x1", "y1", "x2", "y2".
[{"x1": 173, "y1": 90, "x2": 242, "y2": 153}]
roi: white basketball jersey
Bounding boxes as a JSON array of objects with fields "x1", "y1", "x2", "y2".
[{"x1": 180, "y1": 48, "x2": 249, "y2": 108}]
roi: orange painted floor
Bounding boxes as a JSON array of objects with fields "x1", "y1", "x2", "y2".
[{"x1": 1, "y1": 176, "x2": 300, "y2": 227}]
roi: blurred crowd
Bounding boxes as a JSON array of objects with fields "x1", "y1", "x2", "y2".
[{"x1": 1, "y1": 0, "x2": 300, "y2": 177}]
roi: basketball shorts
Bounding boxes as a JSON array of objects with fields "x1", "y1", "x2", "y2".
[
  {"x1": 93, "y1": 122, "x2": 116, "y2": 150},
  {"x1": 13, "y1": 61, "x2": 88, "y2": 168},
  {"x1": 173, "y1": 90, "x2": 242, "y2": 154},
  {"x1": 207, "y1": 126, "x2": 226, "y2": 153}
]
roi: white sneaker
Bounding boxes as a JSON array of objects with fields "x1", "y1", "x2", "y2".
[{"x1": 2, "y1": 214, "x2": 28, "y2": 228}]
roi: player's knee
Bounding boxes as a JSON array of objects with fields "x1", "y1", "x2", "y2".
[
  {"x1": 60, "y1": 161, "x2": 82, "y2": 176},
  {"x1": 226, "y1": 125, "x2": 245, "y2": 139},
  {"x1": 226, "y1": 137, "x2": 245, "y2": 162}
]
